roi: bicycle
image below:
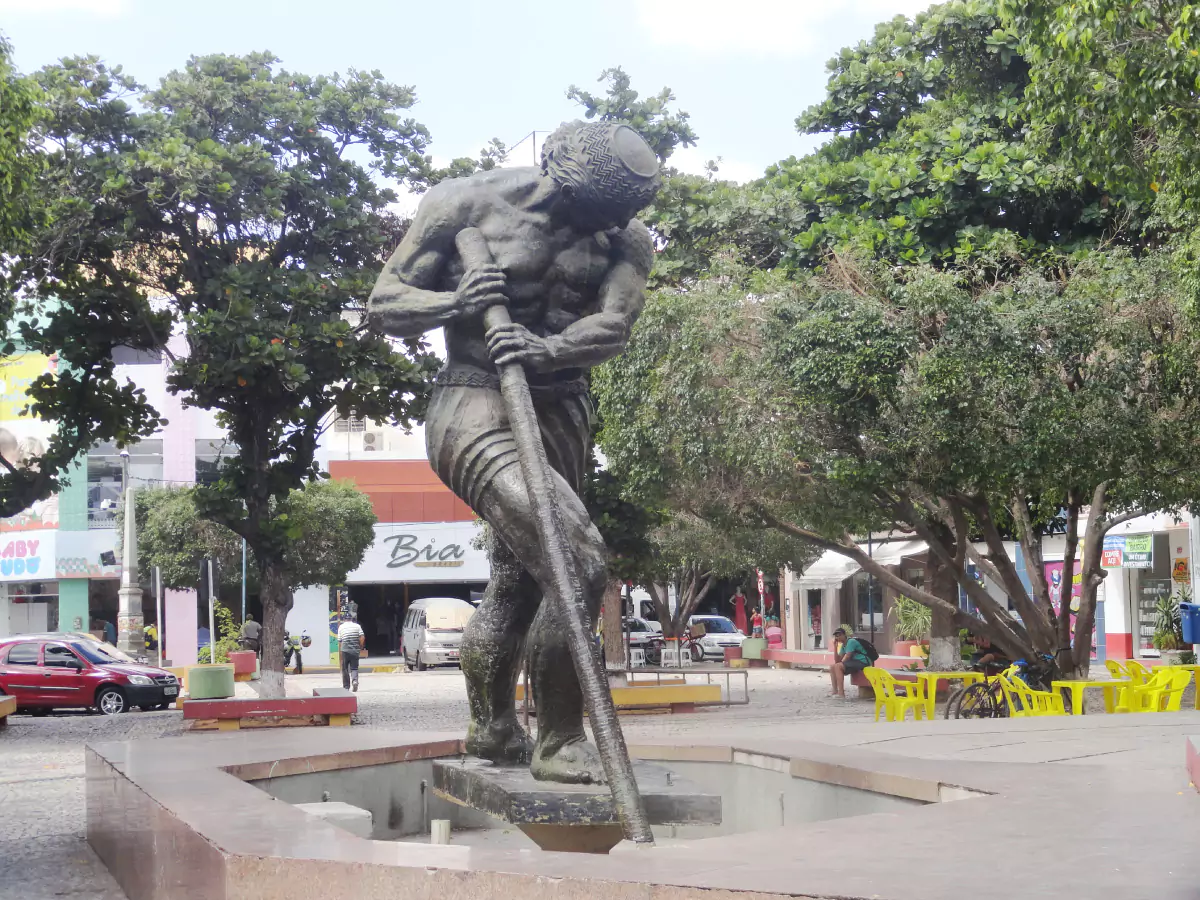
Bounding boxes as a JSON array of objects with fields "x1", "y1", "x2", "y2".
[{"x1": 944, "y1": 654, "x2": 1069, "y2": 718}]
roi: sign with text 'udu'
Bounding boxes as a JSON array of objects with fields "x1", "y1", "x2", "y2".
[{"x1": 0, "y1": 530, "x2": 55, "y2": 582}]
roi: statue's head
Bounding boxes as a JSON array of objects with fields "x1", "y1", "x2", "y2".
[{"x1": 541, "y1": 121, "x2": 660, "y2": 231}]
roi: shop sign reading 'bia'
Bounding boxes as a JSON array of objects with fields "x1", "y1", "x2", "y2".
[{"x1": 384, "y1": 533, "x2": 466, "y2": 569}]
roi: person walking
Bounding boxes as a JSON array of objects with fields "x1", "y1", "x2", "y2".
[{"x1": 337, "y1": 614, "x2": 365, "y2": 693}]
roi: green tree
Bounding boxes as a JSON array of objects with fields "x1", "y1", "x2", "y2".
[
  {"x1": 1000, "y1": 0, "x2": 1200, "y2": 205},
  {"x1": 1, "y1": 46, "x2": 168, "y2": 520},
  {"x1": 133, "y1": 479, "x2": 377, "y2": 595},
  {"x1": 596, "y1": 255, "x2": 1200, "y2": 676},
  {"x1": 567, "y1": 66, "x2": 698, "y2": 164},
  {"x1": 639, "y1": 513, "x2": 814, "y2": 639},
  {"x1": 39, "y1": 52, "x2": 437, "y2": 693}
]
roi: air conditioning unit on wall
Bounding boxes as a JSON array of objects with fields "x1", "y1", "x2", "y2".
[{"x1": 362, "y1": 431, "x2": 384, "y2": 452}]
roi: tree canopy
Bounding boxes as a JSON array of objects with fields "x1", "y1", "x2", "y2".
[
  {"x1": 1, "y1": 46, "x2": 168, "y2": 519},
  {"x1": 25, "y1": 51, "x2": 437, "y2": 692},
  {"x1": 591, "y1": 1, "x2": 1200, "y2": 675},
  {"x1": 132, "y1": 479, "x2": 377, "y2": 593}
]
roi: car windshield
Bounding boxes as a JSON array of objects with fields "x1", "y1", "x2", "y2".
[
  {"x1": 697, "y1": 617, "x2": 737, "y2": 634},
  {"x1": 625, "y1": 620, "x2": 649, "y2": 632},
  {"x1": 72, "y1": 641, "x2": 124, "y2": 665}
]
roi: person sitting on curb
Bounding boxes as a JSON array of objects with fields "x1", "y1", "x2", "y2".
[{"x1": 830, "y1": 626, "x2": 871, "y2": 698}]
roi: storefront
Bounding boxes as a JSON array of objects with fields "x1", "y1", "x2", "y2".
[
  {"x1": 0, "y1": 531, "x2": 59, "y2": 638},
  {"x1": 346, "y1": 521, "x2": 489, "y2": 656}
]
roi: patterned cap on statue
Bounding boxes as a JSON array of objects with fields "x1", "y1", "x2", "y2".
[{"x1": 541, "y1": 121, "x2": 661, "y2": 225}]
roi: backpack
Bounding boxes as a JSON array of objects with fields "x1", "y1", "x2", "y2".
[{"x1": 857, "y1": 638, "x2": 881, "y2": 662}]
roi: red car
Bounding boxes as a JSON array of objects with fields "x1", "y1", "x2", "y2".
[{"x1": 0, "y1": 634, "x2": 178, "y2": 715}]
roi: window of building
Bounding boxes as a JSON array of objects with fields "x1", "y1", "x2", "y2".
[
  {"x1": 195, "y1": 439, "x2": 238, "y2": 485},
  {"x1": 87, "y1": 440, "x2": 164, "y2": 527},
  {"x1": 6, "y1": 642, "x2": 40, "y2": 665},
  {"x1": 333, "y1": 415, "x2": 368, "y2": 433},
  {"x1": 111, "y1": 345, "x2": 163, "y2": 365},
  {"x1": 855, "y1": 572, "x2": 884, "y2": 632}
]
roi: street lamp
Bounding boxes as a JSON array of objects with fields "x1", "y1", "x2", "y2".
[{"x1": 116, "y1": 449, "x2": 144, "y2": 657}]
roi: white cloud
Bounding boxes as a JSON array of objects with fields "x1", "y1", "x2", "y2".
[
  {"x1": 0, "y1": 0, "x2": 129, "y2": 15},
  {"x1": 635, "y1": 0, "x2": 935, "y2": 55}
]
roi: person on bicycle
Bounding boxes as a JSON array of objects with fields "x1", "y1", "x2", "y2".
[{"x1": 830, "y1": 627, "x2": 871, "y2": 698}]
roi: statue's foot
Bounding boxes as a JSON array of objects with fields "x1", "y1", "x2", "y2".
[
  {"x1": 466, "y1": 718, "x2": 533, "y2": 765},
  {"x1": 531, "y1": 736, "x2": 606, "y2": 785}
]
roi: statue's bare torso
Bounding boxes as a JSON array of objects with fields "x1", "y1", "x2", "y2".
[{"x1": 370, "y1": 166, "x2": 652, "y2": 385}]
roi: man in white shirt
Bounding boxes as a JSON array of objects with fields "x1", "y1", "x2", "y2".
[{"x1": 337, "y1": 614, "x2": 365, "y2": 693}]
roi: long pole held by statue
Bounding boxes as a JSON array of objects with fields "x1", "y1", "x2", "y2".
[{"x1": 455, "y1": 228, "x2": 654, "y2": 846}]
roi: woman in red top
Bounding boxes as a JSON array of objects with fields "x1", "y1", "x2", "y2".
[{"x1": 731, "y1": 587, "x2": 748, "y2": 634}]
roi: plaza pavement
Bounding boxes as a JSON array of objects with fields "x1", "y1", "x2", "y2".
[{"x1": 1, "y1": 666, "x2": 1194, "y2": 899}]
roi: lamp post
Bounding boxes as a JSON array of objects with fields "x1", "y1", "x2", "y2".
[{"x1": 116, "y1": 450, "x2": 144, "y2": 657}]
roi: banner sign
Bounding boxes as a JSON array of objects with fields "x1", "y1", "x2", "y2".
[{"x1": 1101, "y1": 534, "x2": 1153, "y2": 569}]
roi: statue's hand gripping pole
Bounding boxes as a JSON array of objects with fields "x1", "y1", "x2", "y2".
[{"x1": 455, "y1": 227, "x2": 654, "y2": 846}]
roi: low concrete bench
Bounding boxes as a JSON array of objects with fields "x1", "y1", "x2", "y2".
[
  {"x1": 516, "y1": 682, "x2": 721, "y2": 714},
  {"x1": 183, "y1": 687, "x2": 356, "y2": 731},
  {"x1": 0, "y1": 694, "x2": 15, "y2": 727},
  {"x1": 850, "y1": 670, "x2": 873, "y2": 699}
]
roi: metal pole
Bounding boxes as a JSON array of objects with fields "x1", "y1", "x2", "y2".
[
  {"x1": 868, "y1": 532, "x2": 875, "y2": 644},
  {"x1": 207, "y1": 559, "x2": 216, "y2": 664},
  {"x1": 241, "y1": 539, "x2": 247, "y2": 623},
  {"x1": 154, "y1": 566, "x2": 163, "y2": 668},
  {"x1": 455, "y1": 228, "x2": 653, "y2": 845}
]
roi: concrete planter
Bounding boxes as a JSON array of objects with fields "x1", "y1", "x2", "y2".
[{"x1": 893, "y1": 640, "x2": 920, "y2": 657}]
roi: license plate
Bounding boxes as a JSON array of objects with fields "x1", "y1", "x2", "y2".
[
  {"x1": 164, "y1": 686, "x2": 178, "y2": 696},
  {"x1": 448, "y1": 651, "x2": 459, "y2": 657}
]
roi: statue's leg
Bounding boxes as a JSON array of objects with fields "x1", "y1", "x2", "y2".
[
  {"x1": 461, "y1": 531, "x2": 539, "y2": 764},
  {"x1": 473, "y1": 465, "x2": 609, "y2": 784}
]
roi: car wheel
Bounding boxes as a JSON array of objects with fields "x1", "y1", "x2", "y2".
[
  {"x1": 415, "y1": 652, "x2": 427, "y2": 672},
  {"x1": 30, "y1": 707, "x2": 49, "y2": 717},
  {"x1": 96, "y1": 687, "x2": 127, "y2": 716}
]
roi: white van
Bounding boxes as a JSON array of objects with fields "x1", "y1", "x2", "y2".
[{"x1": 401, "y1": 597, "x2": 475, "y2": 671}]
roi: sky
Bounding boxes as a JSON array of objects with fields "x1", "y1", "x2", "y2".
[{"x1": 2, "y1": 0, "x2": 935, "y2": 186}]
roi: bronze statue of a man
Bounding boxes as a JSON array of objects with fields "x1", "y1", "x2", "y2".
[{"x1": 369, "y1": 121, "x2": 659, "y2": 783}]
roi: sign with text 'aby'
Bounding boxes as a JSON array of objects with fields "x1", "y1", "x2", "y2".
[{"x1": 0, "y1": 531, "x2": 55, "y2": 582}]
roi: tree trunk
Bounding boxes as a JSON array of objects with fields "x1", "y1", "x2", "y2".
[
  {"x1": 258, "y1": 560, "x2": 294, "y2": 699},
  {"x1": 1070, "y1": 485, "x2": 1112, "y2": 679},
  {"x1": 602, "y1": 577, "x2": 626, "y2": 674},
  {"x1": 927, "y1": 554, "x2": 961, "y2": 670}
]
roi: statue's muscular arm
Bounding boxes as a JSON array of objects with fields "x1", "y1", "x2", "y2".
[
  {"x1": 368, "y1": 183, "x2": 505, "y2": 339},
  {"x1": 487, "y1": 221, "x2": 654, "y2": 371}
]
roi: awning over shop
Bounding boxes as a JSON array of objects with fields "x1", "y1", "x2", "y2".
[{"x1": 792, "y1": 539, "x2": 928, "y2": 589}]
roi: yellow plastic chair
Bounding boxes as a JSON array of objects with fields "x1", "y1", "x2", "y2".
[
  {"x1": 1105, "y1": 659, "x2": 1130, "y2": 680},
  {"x1": 997, "y1": 673, "x2": 1066, "y2": 717},
  {"x1": 1116, "y1": 668, "x2": 1191, "y2": 713},
  {"x1": 864, "y1": 667, "x2": 928, "y2": 722},
  {"x1": 1124, "y1": 660, "x2": 1152, "y2": 684}
]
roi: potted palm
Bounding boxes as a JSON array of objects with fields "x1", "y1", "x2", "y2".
[
  {"x1": 1153, "y1": 591, "x2": 1186, "y2": 666},
  {"x1": 890, "y1": 595, "x2": 931, "y2": 658}
]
